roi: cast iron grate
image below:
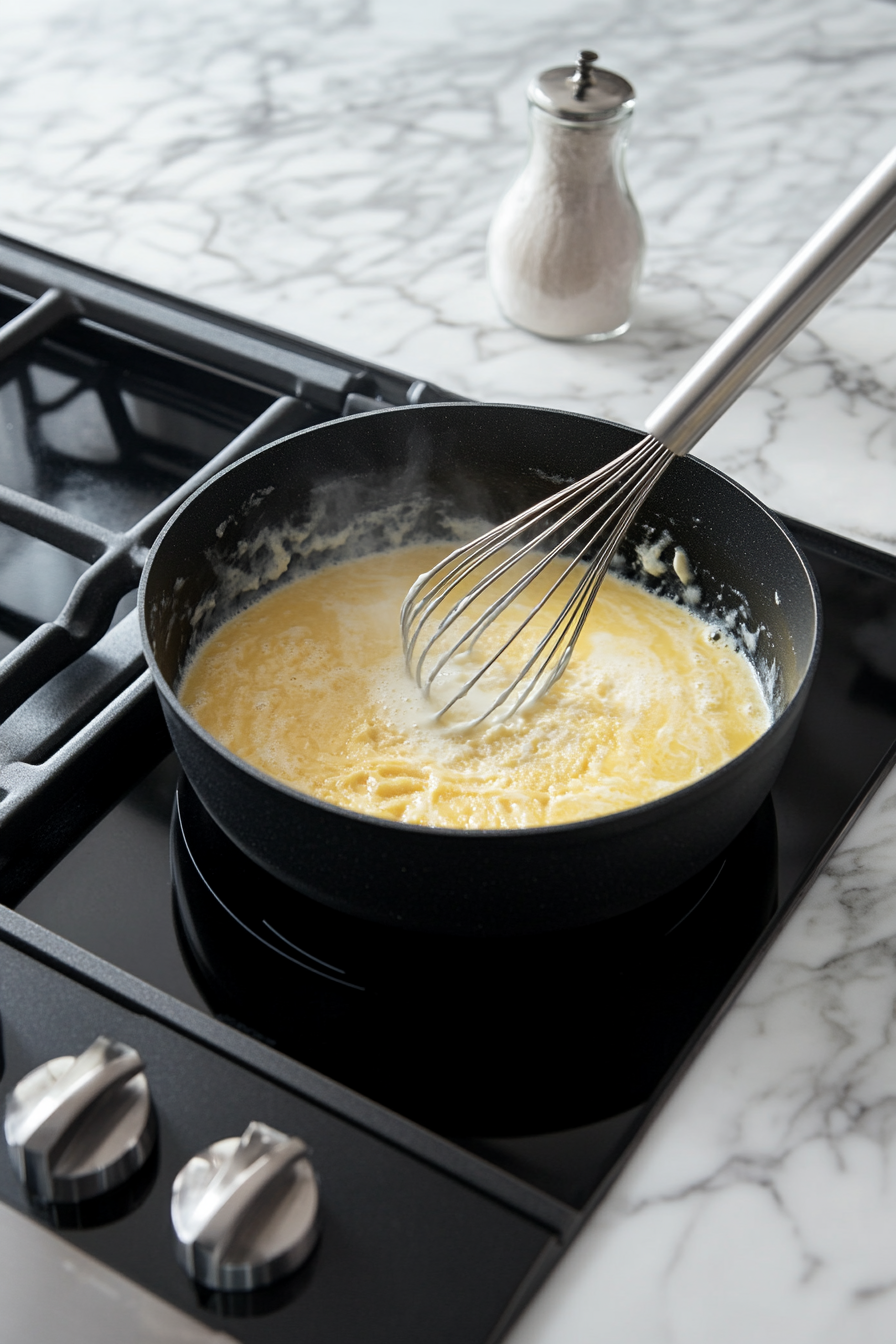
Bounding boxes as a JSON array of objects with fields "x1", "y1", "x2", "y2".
[{"x1": 0, "y1": 235, "x2": 458, "y2": 896}]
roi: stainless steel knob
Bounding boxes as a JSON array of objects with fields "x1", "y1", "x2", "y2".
[
  {"x1": 4, "y1": 1035, "x2": 156, "y2": 1204},
  {"x1": 171, "y1": 1120, "x2": 320, "y2": 1292}
]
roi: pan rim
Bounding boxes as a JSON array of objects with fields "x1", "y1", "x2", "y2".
[{"x1": 139, "y1": 401, "x2": 822, "y2": 843}]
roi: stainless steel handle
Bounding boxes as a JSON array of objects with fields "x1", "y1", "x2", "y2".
[
  {"x1": 171, "y1": 1121, "x2": 320, "y2": 1291},
  {"x1": 4, "y1": 1035, "x2": 155, "y2": 1203},
  {"x1": 645, "y1": 145, "x2": 896, "y2": 456}
]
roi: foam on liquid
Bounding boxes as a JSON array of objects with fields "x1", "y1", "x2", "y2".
[{"x1": 178, "y1": 543, "x2": 771, "y2": 830}]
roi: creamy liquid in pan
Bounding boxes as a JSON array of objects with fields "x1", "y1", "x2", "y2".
[{"x1": 178, "y1": 544, "x2": 771, "y2": 830}]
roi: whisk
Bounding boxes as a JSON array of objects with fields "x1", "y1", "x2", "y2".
[{"x1": 401, "y1": 146, "x2": 896, "y2": 728}]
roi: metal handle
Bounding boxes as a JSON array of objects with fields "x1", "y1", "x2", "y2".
[{"x1": 645, "y1": 145, "x2": 896, "y2": 456}]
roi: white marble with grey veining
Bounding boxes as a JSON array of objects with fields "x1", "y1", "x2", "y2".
[
  {"x1": 3, "y1": 0, "x2": 896, "y2": 548},
  {"x1": 0, "y1": 1, "x2": 895, "y2": 1339},
  {"x1": 507, "y1": 762, "x2": 896, "y2": 1344}
]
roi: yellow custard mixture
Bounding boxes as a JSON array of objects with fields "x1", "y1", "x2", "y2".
[{"x1": 179, "y1": 544, "x2": 770, "y2": 829}]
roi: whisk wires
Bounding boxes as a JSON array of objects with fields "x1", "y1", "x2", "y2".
[{"x1": 400, "y1": 433, "x2": 674, "y2": 728}]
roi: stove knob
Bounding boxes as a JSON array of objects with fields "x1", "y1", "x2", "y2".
[
  {"x1": 171, "y1": 1120, "x2": 320, "y2": 1291},
  {"x1": 4, "y1": 1035, "x2": 156, "y2": 1204}
]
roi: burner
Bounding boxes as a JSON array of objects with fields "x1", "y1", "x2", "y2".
[{"x1": 172, "y1": 778, "x2": 777, "y2": 1137}]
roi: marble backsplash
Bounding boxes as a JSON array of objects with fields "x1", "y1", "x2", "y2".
[{"x1": 1, "y1": 0, "x2": 895, "y2": 550}]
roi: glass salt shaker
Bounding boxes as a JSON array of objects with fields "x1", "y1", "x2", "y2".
[{"x1": 488, "y1": 50, "x2": 644, "y2": 341}]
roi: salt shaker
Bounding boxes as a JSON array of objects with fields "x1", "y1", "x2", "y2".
[{"x1": 488, "y1": 51, "x2": 644, "y2": 341}]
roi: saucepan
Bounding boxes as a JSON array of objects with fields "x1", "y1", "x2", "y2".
[
  {"x1": 139, "y1": 148, "x2": 896, "y2": 936},
  {"x1": 140, "y1": 400, "x2": 817, "y2": 935}
]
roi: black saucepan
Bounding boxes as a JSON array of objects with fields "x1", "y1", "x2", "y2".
[{"x1": 139, "y1": 402, "x2": 820, "y2": 936}]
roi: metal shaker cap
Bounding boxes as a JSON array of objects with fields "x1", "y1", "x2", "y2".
[{"x1": 528, "y1": 50, "x2": 635, "y2": 123}]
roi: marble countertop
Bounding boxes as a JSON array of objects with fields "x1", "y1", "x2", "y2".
[{"x1": 1, "y1": 0, "x2": 895, "y2": 1339}]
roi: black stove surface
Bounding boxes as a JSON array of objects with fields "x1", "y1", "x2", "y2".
[
  {"x1": 0, "y1": 935, "x2": 553, "y2": 1344},
  {"x1": 172, "y1": 776, "x2": 776, "y2": 1193},
  {"x1": 2, "y1": 238, "x2": 896, "y2": 1342},
  {"x1": 18, "y1": 533, "x2": 896, "y2": 1213}
]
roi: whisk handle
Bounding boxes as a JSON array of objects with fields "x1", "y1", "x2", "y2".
[{"x1": 645, "y1": 145, "x2": 896, "y2": 457}]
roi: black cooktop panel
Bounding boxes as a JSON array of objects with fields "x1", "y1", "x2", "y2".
[
  {"x1": 0, "y1": 941, "x2": 553, "y2": 1344},
  {"x1": 172, "y1": 776, "x2": 777, "y2": 1142},
  {"x1": 17, "y1": 531, "x2": 896, "y2": 1213}
]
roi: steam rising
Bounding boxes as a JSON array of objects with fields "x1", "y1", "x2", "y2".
[{"x1": 162, "y1": 456, "x2": 783, "y2": 721}]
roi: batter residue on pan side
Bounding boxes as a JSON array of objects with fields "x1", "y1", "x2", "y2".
[{"x1": 179, "y1": 544, "x2": 770, "y2": 829}]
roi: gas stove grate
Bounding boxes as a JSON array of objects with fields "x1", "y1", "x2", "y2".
[{"x1": 0, "y1": 235, "x2": 457, "y2": 896}]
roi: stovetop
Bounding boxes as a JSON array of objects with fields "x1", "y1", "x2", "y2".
[{"x1": 1, "y1": 233, "x2": 895, "y2": 1342}]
